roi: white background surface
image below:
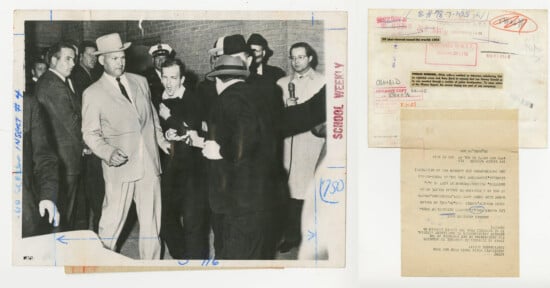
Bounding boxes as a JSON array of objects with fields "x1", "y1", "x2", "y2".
[{"x1": 1, "y1": 0, "x2": 549, "y2": 287}]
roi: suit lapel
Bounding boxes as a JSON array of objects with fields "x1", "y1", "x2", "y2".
[
  {"x1": 126, "y1": 74, "x2": 146, "y2": 125},
  {"x1": 66, "y1": 77, "x2": 81, "y2": 110},
  {"x1": 50, "y1": 71, "x2": 79, "y2": 115},
  {"x1": 99, "y1": 74, "x2": 142, "y2": 124}
]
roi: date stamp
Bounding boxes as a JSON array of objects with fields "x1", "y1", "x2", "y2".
[{"x1": 425, "y1": 42, "x2": 478, "y2": 67}]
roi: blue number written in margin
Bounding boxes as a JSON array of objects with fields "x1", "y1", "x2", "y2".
[
  {"x1": 177, "y1": 259, "x2": 190, "y2": 266},
  {"x1": 14, "y1": 200, "x2": 21, "y2": 215},
  {"x1": 319, "y1": 178, "x2": 345, "y2": 204},
  {"x1": 201, "y1": 258, "x2": 219, "y2": 266},
  {"x1": 177, "y1": 258, "x2": 220, "y2": 266}
]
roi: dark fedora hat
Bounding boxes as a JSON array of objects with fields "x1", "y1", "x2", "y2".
[
  {"x1": 208, "y1": 34, "x2": 252, "y2": 56},
  {"x1": 206, "y1": 55, "x2": 250, "y2": 81},
  {"x1": 247, "y1": 33, "x2": 274, "y2": 58}
]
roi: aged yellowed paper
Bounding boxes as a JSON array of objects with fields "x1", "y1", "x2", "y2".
[
  {"x1": 401, "y1": 109, "x2": 519, "y2": 277},
  {"x1": 369, "y1": 9, "x2": 547, "y2": 148}
]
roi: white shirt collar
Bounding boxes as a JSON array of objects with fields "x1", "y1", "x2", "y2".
[
  {"x1": 49, "y1": 68, "x2": 75, "y2": 93},
  {"x1": 103, "y1": 72, "x2": 133, "y2": 101},
  {"x1": 257, "y1": 64, "x2": 263, "y2": 75},
  {"x1": 49, "y1": 68, "x2": 66, "y2": 82},
  {"x1": 103, "y1": 72, "x2": 127, "y2": 86},
  {"x1": 293, "y1": 67, "x2": 315, "y2": 81},
  {"x1": 216, "y1": 78, "x2": 245, "y2": 95},
  {"x1": 162, "y1": 85, "x2": 186, "y2": 100}
]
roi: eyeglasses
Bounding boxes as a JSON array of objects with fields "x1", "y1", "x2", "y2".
[{"x1": 289, "y1": 55, "x2": 308, "y2": 61}]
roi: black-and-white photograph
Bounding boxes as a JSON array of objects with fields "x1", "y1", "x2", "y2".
[{"x1": 13, "y1": 10, "x2": 347, "y2": 267}]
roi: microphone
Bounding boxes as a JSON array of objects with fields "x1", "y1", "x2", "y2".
[{"x1": 288, "y1": 82, "x2": 296, "y2": 99}]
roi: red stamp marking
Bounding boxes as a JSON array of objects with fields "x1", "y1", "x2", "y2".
[
  {"x1": 374, "y1": 86, "x2": 423, "y2": 101},
  {"x1": 490, "y1": 11, "x2": 538, "y2": 33},
  {"x1": 425, "y1": 42, "x2": 478, "y2": 66},
  {"x1": 374, "y1": 86, "x2": 424, "y2": 114},
  {"x1": 376, "y1": 16, "x2": 407, "y2": 28}
]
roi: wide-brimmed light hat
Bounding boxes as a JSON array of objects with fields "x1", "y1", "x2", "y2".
[
  {"x1": 206, "y1": 55, "x2": 250, "y2": 81},
  {"x1": 93, "y1": 33, "x2": 132, "y2": 55}
]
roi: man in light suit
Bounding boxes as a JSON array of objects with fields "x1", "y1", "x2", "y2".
[
  {"x1": 82, "y1": 33, "x2": 170, "y2": 259},
  {"x1": 276, "y1": 42, "x2": 326, "y2": 252}
]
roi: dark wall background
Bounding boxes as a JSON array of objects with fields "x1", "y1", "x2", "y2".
[{"x1": 25, "y1": 20, "x2": 324, "y2": 82}]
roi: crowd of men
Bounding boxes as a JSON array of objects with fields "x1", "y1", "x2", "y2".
[{"x1": 23, "y1": 30, "x2": 326, "y2": 260}]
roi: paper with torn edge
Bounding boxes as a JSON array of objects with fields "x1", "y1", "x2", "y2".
[
  {"x1": 368, "y1": 9, "x2": 547, "y2": 148},
  {"x1": 12, "y1": 10, "x2": 347, "y2": 268},
  {"x1": 401, "y1": 109, "x2": 519, "y2": 277}
]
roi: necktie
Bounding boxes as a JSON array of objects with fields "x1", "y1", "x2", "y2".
[
  {"x1": 116, "y1": 77, "x2": 131, "y2": 102},
  {"x1": 64, "y1": 78, "x2": 79, "y2": 117},
  {"x1": 65, "y1": 78, "x2": 75, "y2": 94}
]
